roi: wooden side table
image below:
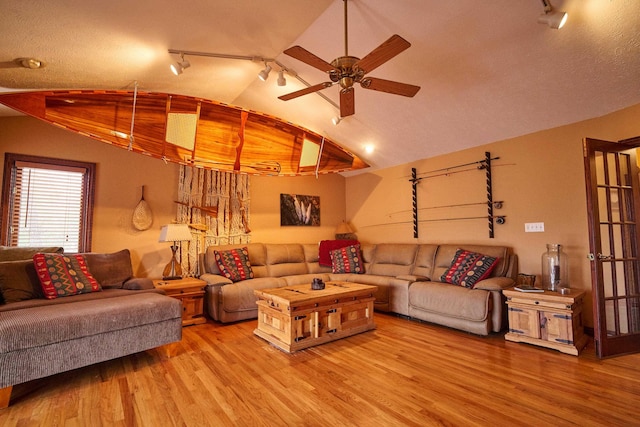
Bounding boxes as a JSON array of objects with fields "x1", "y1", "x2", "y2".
[
  {"x1": 153, "y1": 277, "x2": 207, "y2": 326},
  {"x1": 503, "y1": 288, "x2": 588, "y2": 356}
]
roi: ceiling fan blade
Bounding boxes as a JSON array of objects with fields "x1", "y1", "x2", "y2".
[
  {"x1": 278, "y1": 82, "x2": 333, "y2": 101},
  {"x1": 340, "y1": 88, "x2": 355, "y2": 117},
  {"x1": 354, "y1": 35, "x2": 411, "y2": 74},
  {"x1": 283, "y1": 46, "x2": 338, "y2": 73},
  {"x1": 360, "y1": 77, "x2": 420, "y2": 97}
]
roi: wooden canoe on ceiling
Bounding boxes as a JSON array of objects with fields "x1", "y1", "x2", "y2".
[{"x1": 0, "y1": 90, "x2": 369, "y2": 176}]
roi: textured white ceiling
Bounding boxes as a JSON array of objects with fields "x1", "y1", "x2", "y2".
[{"x1": 1, "y1": 0, "x2": 639, "y2": 173}]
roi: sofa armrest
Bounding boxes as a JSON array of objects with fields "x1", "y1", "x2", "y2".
[
  {"x1": 473, "y1": 277, "x2": 514, "y2": 291},
  {"x1": 199, "y1": 273, "x2": 233, "y2": 286},
  {"x1": 123, "y1": 277, "x2": 154, "y2": 290},
  {"x1": 396, "y1": 274, "x2": 430, "y2": 282}
]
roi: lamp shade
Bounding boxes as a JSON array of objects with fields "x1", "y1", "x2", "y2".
[
  {"x1": 159, "y1": 223, "x2": 192, "y2": 242},
  {"x1": 335, "y1": 222, "x2": 354, "y2": 235}
]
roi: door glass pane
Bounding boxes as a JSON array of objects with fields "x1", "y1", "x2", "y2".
[
  {"x1": 629, "y1": 298, "x2": 640, "y2": 333},
  {"x1": 615, "y1": 261, "x2": 627, "y2": 297},
  {"x1": 616, "y1": 299, "x2": 629, "y2": 334},
  {"x1": 595, "y1": 151, "x2": 605, "y2": 184},
  {"x1": 607, "y1": 153, "x2": 618, "y2": 185},
  {"x1": 598, "y1": 187, "x2": 610, "y2": 221},
  {"x1": 605, "y1": 299, "x2": 617, "y2": 336},
  {"x1": 619, "y1": 153, "x2": 631, "y2": 186},
  {"x1": 612, "y1": 224, "x2": 624, "y2": 259},
  {"x1": 600, "y1": 224, "x2": 611, "y2": 257},
  {"x1": 610, "y1": 188, "x2": 621, "y2": 223},
  {"x1": 602, "y1": 262, "x2": 614, "y2": 298},
  {"x1": 621, "y1": 188, "x2": 635, "y2": 222}
]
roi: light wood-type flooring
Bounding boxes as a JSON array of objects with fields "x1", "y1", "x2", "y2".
[{"x1": 1, "y1": 313, "x2": 639, "y2": 426}]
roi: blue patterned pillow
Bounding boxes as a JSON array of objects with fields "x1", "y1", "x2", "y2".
[
  {"x1": 330, "y1": 244, "x2": 364, "y2": 274},
  {"x1": 214, "y1": 247, "x2": 254, "y2": 282},
  {"x1": 440, "y1": 249, "x2": 499, "y2": 288}
]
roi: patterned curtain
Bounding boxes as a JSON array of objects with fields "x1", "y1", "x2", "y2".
[{"x1": 176, "y1": 165, "x2": 250, "y2": 276}]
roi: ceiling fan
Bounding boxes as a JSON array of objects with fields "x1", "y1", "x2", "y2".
[{"x1": 278, "y1": 0, "x2": 421, "y2": 118}]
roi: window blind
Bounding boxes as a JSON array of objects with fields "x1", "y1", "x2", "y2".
[{"x1": 10, "y1": 161, "x2": 86, "y2": 252}]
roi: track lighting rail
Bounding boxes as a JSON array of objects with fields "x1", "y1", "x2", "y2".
[{"x1": 167, "y1": 49, "x2": 339, "y2": 111}]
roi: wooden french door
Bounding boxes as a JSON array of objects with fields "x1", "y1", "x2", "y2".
[{"x1": 584, "y1": 137, "x2": 640, "y2": 358}]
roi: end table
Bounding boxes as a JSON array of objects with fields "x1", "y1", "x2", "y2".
[
  {"x1": 503, "y1": 287, "x2": 588, "y2": 356},
  {"x1": 153, "y1": 277, "x2": 207, "y2": 326}
]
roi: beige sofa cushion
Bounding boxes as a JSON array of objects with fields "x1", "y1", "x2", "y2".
[
  {"x1": 303, "y1": 244, "x2": 332, "y2": 274},
  {"x1": 411, "y1": 244, "x2": 439, "y2": 279},
  {"x1": 265, "y1": 244, "x2": 308, "y2": 277},
  {"x1": 409, "y1": 281, "x2": 490, "y2": 322},
  {"x1": 219, "y1": 277, "x2": 286, "y2": 313},
  {"x1": 369, "y1": 244, "x2": 417, "y2": 277}
]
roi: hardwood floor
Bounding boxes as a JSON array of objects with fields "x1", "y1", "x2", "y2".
[{"x1": 1, "y1": 313, "x2": 639, "y2": 426}]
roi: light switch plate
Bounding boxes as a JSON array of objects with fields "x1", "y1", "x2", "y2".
[{"x1": 525, "y1": 222, "x2": 545, "y2": 232}]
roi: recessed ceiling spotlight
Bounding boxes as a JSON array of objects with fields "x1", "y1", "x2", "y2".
[{"x1": 364, "y1": 144, "x2": 375, "y2": 154}]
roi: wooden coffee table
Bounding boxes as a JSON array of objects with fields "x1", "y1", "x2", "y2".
[{"x1": 253, "y1": 281, "x2": 376, "y2": 353}]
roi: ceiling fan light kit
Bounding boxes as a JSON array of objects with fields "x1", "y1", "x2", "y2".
[
  {"x1": 278, "y1": 0, "x2": 421, "y2": 118},
  {"x1": 538, "y1": 0, "x2": 568, "y2": 29}
]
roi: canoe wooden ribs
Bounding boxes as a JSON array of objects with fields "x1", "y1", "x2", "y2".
[{"x1": 0, "y1": 90, "x2": 369, "y2": 176}]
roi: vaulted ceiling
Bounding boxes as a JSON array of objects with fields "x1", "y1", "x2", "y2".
[{"x1": 2, "y1": 0, "x2": 639, "y2": 174}]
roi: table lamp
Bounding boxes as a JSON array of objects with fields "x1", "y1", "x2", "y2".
[{"x1": 159, "y1": 223, "x2": 192, "y2": 280}]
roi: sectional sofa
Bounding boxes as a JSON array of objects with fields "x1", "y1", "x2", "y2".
[
  {"x1": 199, "y1": 242, "x2": 517, "y2": 335},
  {"x1": 0, "y1": 247, "x2": 182, "y2": 409}
]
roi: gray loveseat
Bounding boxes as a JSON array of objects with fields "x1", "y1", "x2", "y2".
[
  {"x1": 199, "y1": 242, "x2": 517, "y2": 335},
  {"x1": 0, "y1": 247, "x2": 182, "y2": 409}
]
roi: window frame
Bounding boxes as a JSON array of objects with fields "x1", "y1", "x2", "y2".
[{"x1": 1, "y1": 153, "x2": 96, "y2": 251}]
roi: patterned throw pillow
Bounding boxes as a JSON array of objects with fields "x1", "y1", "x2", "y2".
[
  {"x1": 330, "y1": 244, "x2": 364, "y2": 274},
  {"x1": 440, "y1": 249, "x2": 499, "y2": 288},
  {"x1": 214, "y1": 247, "x2": 254, "y2": 282},
  {"x1": 33, "y1": 253, "x2": 102, "y2": 299}
]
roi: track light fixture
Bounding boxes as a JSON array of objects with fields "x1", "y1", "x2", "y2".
[
  {"x1": 277, "y1": 70, "x2": 287, "y2": 86},
  {"x1": 538, "y1": 0, "x2": 568, "y2": 29},
  {"x1": 167, "y1": 48, "x2": 341, "y2": 121},
  {"x1": 170, "y1": 53, "x2": 191, "y2": 76},
  {"x1": 258, "y1": 64, "x2": 272, "y2": 82}
]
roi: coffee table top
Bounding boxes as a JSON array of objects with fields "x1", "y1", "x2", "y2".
[{"x1": 254, "y1": 281, "x2": 376, "y2": 311}]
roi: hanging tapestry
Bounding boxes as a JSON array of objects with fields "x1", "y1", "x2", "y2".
[{"x1": 176, "y1": 165, "x2": 250, "y2": 276}]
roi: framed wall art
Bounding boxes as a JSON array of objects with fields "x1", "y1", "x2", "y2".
[{"x1": 280, "y1": 194, "x2": 320, "y2": 226}]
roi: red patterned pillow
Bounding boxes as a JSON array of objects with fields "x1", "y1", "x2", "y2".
[
  {"x1": 330, "y1": 244, "x2": 364, "y2": 274},
  {"x1": 440, "y1": 249, "x2": 499, "y2": 288},
  {"x1": 33, "y1": 253, "x2": 102, "y2": 299},
  {"x1": 214, "y1": 247, "x2": 254, "y2": 282}
]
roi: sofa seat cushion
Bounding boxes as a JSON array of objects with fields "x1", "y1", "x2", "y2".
[
  {"x1": 0, "y1": 288, "x2": 164, "y2": 313},
  {"x1": 219, "y1": 277, "x2": 286, "y2": 313},
  {"x1": 409, "y1": 281, "x2": 490, "y2": 322},
  {"x1": 0, "y1": 292, "x2": 181, "y2": 354}
]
